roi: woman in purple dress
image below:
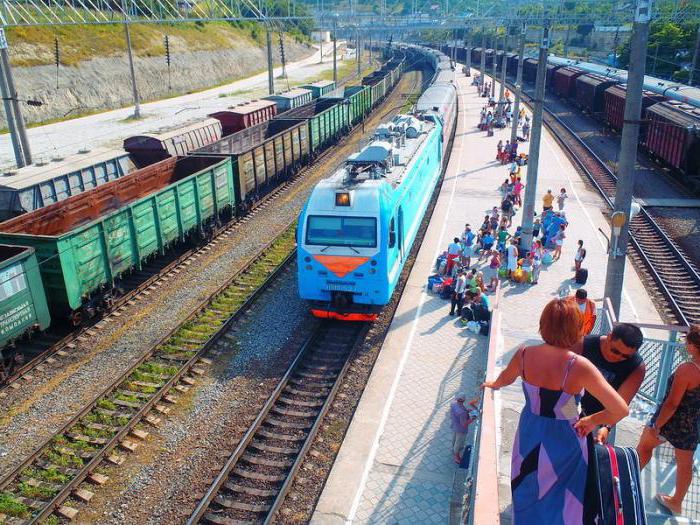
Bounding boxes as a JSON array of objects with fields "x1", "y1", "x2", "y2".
[{"x1": 483, "y1": 299, "x2": 628, "y2": 524}]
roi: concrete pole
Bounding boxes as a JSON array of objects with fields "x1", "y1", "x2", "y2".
[
  {"x1": 519, "y1": 24, "x2": 550, "y2": 252},
  {"x1": 356, "y1": 29, "x2": 360, "y2": 75},
  {"x1": 498, "y1": 35, "x2": 507, "y2": 115},
  {"x1": 466, "y1": 32, "x2": 472, "y2": 73},
  {"x1": 333, "y1": 19, "x2": 338, "y2": 84},
  {"x1": 124, "y1": 22, "x2": 141, "y2": 119},
  {"x1": 266, "y1": 30, "x2": 274, "y2": 94},
  {"x1": 479, "y1": 32, "x2": 486, "y2": 88},
  {"x1": 0, "y1": 60, "x2": 24, "y2": 168},
  {"x1": 510, "y1": 25, "x2": 526, "y2": 154},
  {"x1": 604, "y1": 4, "x2": 651, "y2": 317},
  {"x1": 0, "y1": 35, "x2": 31, "y2": 166},
  {"x1": 689, "y1": 25, "x2": 700, "y2": 86},
  {"x1": 369, "y1": 34, "x2": 372, "y2": 64},
  {"x1": 491, "y1": 33, "x2": 497, "y2": 98}
]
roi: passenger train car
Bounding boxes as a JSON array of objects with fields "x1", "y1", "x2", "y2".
[{"x1": 297, "y1": 46, "x2": 457, "y2": 321}]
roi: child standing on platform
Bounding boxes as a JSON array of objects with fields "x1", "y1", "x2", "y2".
[{"x1": 557, "y1": 188, "x2": 568, "y2": 211}]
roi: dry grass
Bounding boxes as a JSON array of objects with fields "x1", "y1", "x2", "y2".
[{"x1": 6, "y1": 21, "x2": 264, "y2": 67}]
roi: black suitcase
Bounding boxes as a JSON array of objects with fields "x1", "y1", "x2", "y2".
[
  {"x1": 576, "y1": 268, "x2": 589, "y2": 284},
  {"x1": 586, "y1": 444, "x2": 646, "y2": 525}
]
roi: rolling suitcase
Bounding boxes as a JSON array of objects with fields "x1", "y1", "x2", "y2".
[
  {"x1": 576, "y1": 268, "x2": 589, "y2": 284},
  {"x1": 587, "y1": 444, "x2": 647, "y2": 525}
]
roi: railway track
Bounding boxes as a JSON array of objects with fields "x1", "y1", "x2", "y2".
[
  {"x1": 538, "y1": 107, "x2": 700, "y2": 325},
  {"x1": 505, "y1": 83, "x2": 700, "y2": 326},
  {"x1": 0, "y1": 62, "x2": 398, "y2": 396},
  {"x1": 0, "y1": 65, "x2": 427, "y2": 523},
  {"x1": 0, "y1": 226, "x2": 297, "y2": 524},
  {"x1": 186, "y1": 321, "x2": 368, "y2": 525}
]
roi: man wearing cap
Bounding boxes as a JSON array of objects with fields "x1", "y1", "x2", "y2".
[{"x1": 450, "y1": 392, "x2": 479, "y2": 463}]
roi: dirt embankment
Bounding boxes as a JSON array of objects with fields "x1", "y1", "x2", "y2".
[{"x1": 4, "y1": 25, "x2": 314, "y2": 126}]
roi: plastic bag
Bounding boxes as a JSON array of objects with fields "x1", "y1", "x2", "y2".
[{"x1": 466, "y1": 320, "x2": 481, "y2": 334}]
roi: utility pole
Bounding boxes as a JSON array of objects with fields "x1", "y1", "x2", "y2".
[
  {"x1": 689, "y1": 24, "x2": 700, "y2": 86},
  {"x1": 491, "y1": 32, "x2": 498, "y2": 98},
  {"x1": 266, "y1": 29, "x2": 274, "y2": 94},
  {"x1": 604, "y1": 0, "x2": 652, "y2": 317},
  {"x1": 333, "y1": 17, "x2": 338, "y2": 84},
  {"x1": 519, "y1": 24, "x2": 550, "y2": 251},
  {"x1": 479, "y1": 32, "x2": 486, "y2": 89},
  {"x1": 0, "y1": 28, "x2": 28, "y2": 167},
  {"x1": 356, "y1": 29, "x2": 360, "y2": 76},
  {"x1": 465, "y1": 31, "x2": 472, "y2": 74},
  {"x1": 498, "y1": 33, "x2": 507, "y2": 115},
  {"x1": 122, "y1": 11, "x2": 141, "y2": 119},
  {"x1": 510, "y1": 24, "x2": 526, "y2": 147}
]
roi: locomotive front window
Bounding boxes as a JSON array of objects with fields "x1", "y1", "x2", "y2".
[{"x1": 306, "y1": 215, "x2": 377, "y2": 248}]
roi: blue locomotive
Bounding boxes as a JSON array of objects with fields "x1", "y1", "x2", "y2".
[{"x1": 297, "y1": 48, "x2": 457, "y2": 321}]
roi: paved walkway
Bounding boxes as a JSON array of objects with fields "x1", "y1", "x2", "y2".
[
  {"x1": 312, "y1": 64, "x2": 699, "y2": 523},
  {"x1": 0, "y1": 43, "x2": 346, "y2": 167}
]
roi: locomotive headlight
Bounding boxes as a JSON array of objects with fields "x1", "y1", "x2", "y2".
[{"x1": 335, "y1": 192, "x2": 351, "y2": 206}]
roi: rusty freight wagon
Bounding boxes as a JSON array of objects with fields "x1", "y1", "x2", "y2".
[
  {"x1": 575, "y1": 73, "x2": 618, "y2": 115},
  {"x1": 209, "y1": 100, "x2": 278, "y2": 136},
  {"x1": 124, "y1": 118, "x2": 223, "y2": 168},
  {"x1": 196, "y1": 118, "x2": 310, "y2": 209},
  {"x1": 0, "y1": 156, "x2": 233, "y2": 318},
  {"x1": 644, "y1": 101, "x2": 700, "y2": 184},
  {"x1": 603, "y1": 85, "x2": 665, "y2": 136},
  {"x1": 553, "y1": 66, "x2": 585, "y2": 99}
]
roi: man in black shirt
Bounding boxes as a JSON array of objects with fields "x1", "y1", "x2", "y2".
[{"x1": 572, "y1": 322, "x2": 645, "y2": 444}]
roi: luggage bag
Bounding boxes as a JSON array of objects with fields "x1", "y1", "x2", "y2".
[
  {"x1": 576, "y1": 267, "x2": 589, "y2": 284},
  {"x1": 587, "y1": 444, "x2": 647, "y2": 525}
]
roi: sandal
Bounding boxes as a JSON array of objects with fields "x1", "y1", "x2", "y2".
[{"x1": 655, "y1": 494, "x2": 682, "y2": 516}]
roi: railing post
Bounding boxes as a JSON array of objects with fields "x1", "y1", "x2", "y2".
[{"x1": 655, "y1": 331, "x2": 678, "y2": 402}]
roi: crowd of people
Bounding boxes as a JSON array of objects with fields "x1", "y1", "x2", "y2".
[{"x1": 446, "y1": 75, "x2": 700, "y2": 522}]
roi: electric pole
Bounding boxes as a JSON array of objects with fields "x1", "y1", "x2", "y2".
[
  {"x1": 510, "y1": 24, "x2": 526, "y2": 147},
  {"x1": 519, "y1": 24, "x2": 550, "y2": 251},
  {"x1": 479, "y1": 31, "x2": 486, "y2": 89},
  {"x1": 689, "y1": 24, "x2": 700, "y2": 86},
  {"x1": 604, "y1": 0, "x2": 652, "y2": 317},
  {"x1": 333, "y1": 17, "x2": 338, "y2": 84},
  {"x1": 266, "y1": 29, "x2": 274, "y2": 94},
  {"x1": 0, "y1": 28, "x2": 28, "y2": 168},
  {"x1": 465, "y1": 31, "x2": 472, "y2": 74},
  {"x1": 491, "y1": 32, "x2": 497, "y2": 98},
  {"x1": 123, "y1": 15, "x2": 140, "y2": 119},
  {"x1": 356, "y1": 29, "x2": 360, "y2": 76},
  {"x1": 498, "y1": 33, "x2": 507, "y2": 115}
]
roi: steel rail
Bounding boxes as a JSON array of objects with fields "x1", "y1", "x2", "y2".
[{"x1": 0, "y1": 238, "x2": 297, "y2": 524}]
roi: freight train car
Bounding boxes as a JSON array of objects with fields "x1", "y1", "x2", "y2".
[
  {"x1": 0, "y1": 245, "x2": 50, "y2": 376},
  {"x1": 264, "y1": 88, "x2": 313, "y2": 112},
  {"x1": 197, "y1": 118, "x2": 310, "y2": 209},
  {"x1": 209, "y1": 100, "x2": 278, "y2": 136},
  {"x1": 604, "y1": 85, "x2": 665, "y2": 136},
  {"x1": 0, "y1": 148, "x2": 137, "y2": 221},
  {"x1": 553, "y1": 66, "x2": 586, "y2": 99},
  {"x1": 302, "y1": 81, "x2": 337, "y2": 99},
  {"x1": 124, "y1": 118, "x2": 223, "y2": 168},
  {"x1": 644, "y1": 101, "x2": 700, "y2": 187},
  {"x1": 0, "y1": 156, "x2": 232, "y2": 319},
  {"x1": 274, "y1": 99, "x2": 349, "y2": 153},
  {"x1": 343, "y1": 86, "x2": 372, "y2": 126},
  {"x1": 575, "y1": 73, "x2": 618, "y2": 115}
]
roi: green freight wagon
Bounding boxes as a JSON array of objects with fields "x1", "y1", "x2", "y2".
[
  {"x1": 277, "y1": 99, "x2": 349, "y2": 152},
  {"x1": 0, "y1": 156, "x2": 233, "y2": 317},
  {"x1": 196, "y1": 118, "x2": 310, "y2": 209},
  {"x1": 301, "y1": 80, "x2": 337, "y2": 99},
  {"x1": 343, "y1": 86, "x2": 372, "y2": 126},
  {"x1": 0, "y1": 245, "x2": 50, "y2": 351}
]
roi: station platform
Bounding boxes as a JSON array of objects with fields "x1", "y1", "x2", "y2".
[{"x1": 311, "y1": 68, "x2": 698, "y2": 524}]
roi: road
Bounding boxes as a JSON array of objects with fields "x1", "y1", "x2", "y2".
[{"x1": 0, "y1": 43, "x2": 350, "y2": 169}]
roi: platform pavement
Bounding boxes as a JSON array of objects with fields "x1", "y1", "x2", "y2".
[{"x1": 311, "y1": 68, "x2": 697, "y2": 524}]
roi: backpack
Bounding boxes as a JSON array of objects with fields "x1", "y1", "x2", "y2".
[{"x1": 479, "y1": 320, "x2": 490, "y2": 336}]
